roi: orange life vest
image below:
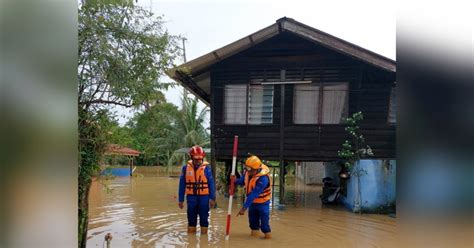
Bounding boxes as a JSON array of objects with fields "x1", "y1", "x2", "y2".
[
  {"x1": 244, "y1": 164, "x2": 272, "y2": 203},
  {"x1": 185, "y1": 160, "x2": 210, "y2": 195}
]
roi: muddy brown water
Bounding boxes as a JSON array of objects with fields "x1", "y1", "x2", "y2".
[{"x1": 87, "y1": 168, "x2": 398, "y2": 247}]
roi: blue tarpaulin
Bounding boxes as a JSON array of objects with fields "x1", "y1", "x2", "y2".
[{"x1": 101, "y1": 168, "x2": 131, "y2": 177}]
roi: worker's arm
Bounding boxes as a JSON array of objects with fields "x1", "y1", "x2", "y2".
[
  {"x1": 234, "y1": 171, "x2": 246, "y2": 186},
  {"x1": 205, "y1": 166, "x2": 216, "y2": 200},
  {"x1": 242, "y1": 176, "x2": 269, "y2": 209},
  {"x1": 178, "y1": 165, "x2": 186, "y2": 203}
]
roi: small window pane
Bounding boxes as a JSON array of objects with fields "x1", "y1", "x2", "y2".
[
  {"x1": 294, "y1": 84, "x2": 319, "y2": 124},
  {"x1": 248, "y1": 85, "x2": 274, "y2": 124},
  {"x1": 224, "y1": 85, "x2": 246, "y2": 124},
  {"x1": 322, "y1": 83, "x2": 349, "y2": 124}
]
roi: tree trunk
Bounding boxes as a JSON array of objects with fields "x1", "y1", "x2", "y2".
[{"x1": 78, "y1": 178, "x2": 92, "y2": 248}]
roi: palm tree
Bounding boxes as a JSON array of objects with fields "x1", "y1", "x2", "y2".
[
  {"x1": 159, "y1": 96, "x2": 210, "y2": 171},
  {"x1": 177, "y1": 96, "x2": 209, "y2": 147}
]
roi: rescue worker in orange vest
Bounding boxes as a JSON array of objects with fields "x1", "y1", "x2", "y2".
[
  {"x1": 234, "y1": 155, "x2": 272, "y2": 239},
  {"x1": 178, "y1": 145, "x2": 216, "y2": 234}
]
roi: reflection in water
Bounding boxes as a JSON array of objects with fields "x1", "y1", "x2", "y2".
[{"x1": 87, "y1": 170, "x2": 397, "y2": 247}]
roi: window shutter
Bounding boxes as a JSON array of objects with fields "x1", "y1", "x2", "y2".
[
  {"x1": 224, "y1": 85, "x2": 247, "y2": 124},
  {"x1": 248, "y1": 85, "x2": 274, "y2": 124}
]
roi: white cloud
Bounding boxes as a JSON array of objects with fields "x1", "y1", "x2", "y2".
[{"x1": 115, "y1": 0, "x2": 395, "y2": 125}]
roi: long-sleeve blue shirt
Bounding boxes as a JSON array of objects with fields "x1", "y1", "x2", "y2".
[
  {"x1": 178, "y1": 164, "x2": 216, "y2": 202},
  {"x1": 235, "y1": 171, "x2": 270, "y2": 209}
]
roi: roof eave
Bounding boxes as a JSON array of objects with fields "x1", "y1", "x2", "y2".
[
  {"x1": 167, "y1": 68, "x2": 211, "y2": 106},
  {"x1": 166, "y1": 17, "x2": 396, "y2": 105}
]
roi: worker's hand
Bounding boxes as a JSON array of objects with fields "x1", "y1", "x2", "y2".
[
  {"x1": 178, "y1": 202, "x2": 184, "y2": 209},
  {"x1": 210, "y1": 199, "x2": 216, "y2": 208},
  {"x1": 236, "y1": 207, "x2": 246, "y2": 217}
]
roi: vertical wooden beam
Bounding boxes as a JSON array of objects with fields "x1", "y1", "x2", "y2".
[
  {"x1": 245, "y1": 81, "x2": 249, "y2": 155},
  {"x1": 129, "y1": 156, "x2": 133, "y2": 176},
  {"x1": 357, "y1": 65, "x2": 364, "y2": 113},
  {"x1": 317, "y1": 66, "x2": 324, "y2": 147},
  {"x1": 210, "y1": 71, "x2": 217, "y2": 183},
  {"x1": 279, "y1": 69, "x2": 286, "y2": 204},
  {"x1": 246, "y1": 83, "x2": 249, "y2": 125},
  {"x1": 318, "y1": 67, "x2": 324, "y2": 124},
  {"x1": 272, "y1": 163, "x2": 276, "y2": 203}
]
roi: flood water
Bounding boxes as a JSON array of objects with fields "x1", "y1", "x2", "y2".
[{"x1": 87, "y1": 168, "x2": 398, "y2": 247}]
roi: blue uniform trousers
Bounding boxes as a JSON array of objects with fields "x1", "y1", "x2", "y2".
[
  {"x1": 186, "y1": 195, "x2": 210, "y2": 227},
  {"x1": 248, "y1": 201, "x2": 271, "y2": 233}
]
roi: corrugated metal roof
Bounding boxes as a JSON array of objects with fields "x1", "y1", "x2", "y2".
[
  {"x1": 167, "y1": 17, "x2": 396, "y2": 105},
  {"x1": 104, "y1": 144, "x2": 141, "y2": 157}
]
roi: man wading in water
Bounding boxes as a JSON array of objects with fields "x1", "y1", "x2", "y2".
[
  {"x1": 234, "y1": 155, "x2": 272, "y2": 239},
  {"x1": 178, "y1": 145, "x2": 216, "y2": 234}
]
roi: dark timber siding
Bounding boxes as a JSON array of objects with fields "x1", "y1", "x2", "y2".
[{"x1": 210, "y1": 32, "x2": 395, "y2": 161}]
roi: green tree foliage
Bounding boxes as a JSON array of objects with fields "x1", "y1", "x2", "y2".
[
  {"x1": 162, "y1": 96, "x2": 210, "y2": 169},
  {"x1": 77, "y1": 1, "x2": 181, "y2": 247},
  {"x1": 337, "y1": 111, "x2": 374, "y2": 213},
  {"x1": 337, "y1": 112, "x2": 373, "y2": 172},
  {"x1": 78, "y1": 108, "x2": 110, "y2": 247},
  {"x1": 96, "y1": 95, "x2": 210, "y2": 169},
  {"x1": 176, "y1": 95, "x2": 210, "y2": 147},
  {"x1": 129, "y1": 101, "x2": 180, "y2": 166},
  {"x1": 78, "y1": 1, "x2": 180, "y2": 111}
]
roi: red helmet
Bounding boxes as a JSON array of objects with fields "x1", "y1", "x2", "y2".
[{"x1": 189, "y1": 145, "x2": 205, "y2": 159}]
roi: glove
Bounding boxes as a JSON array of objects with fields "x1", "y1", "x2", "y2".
[{"x1": 236, "y1": 207, "x2": 246, "y2": 217}]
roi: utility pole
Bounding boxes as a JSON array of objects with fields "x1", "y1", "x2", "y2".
[{"x1": 182, "y1": 37, "x2": 187, "y2": 63}]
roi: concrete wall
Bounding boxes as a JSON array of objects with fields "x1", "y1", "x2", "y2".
[
  {"x1": 342, "y1": 159, "x2": 396, "y2": 212},
  {"x1": 295, "y1": 162, "x2": 324, "y2": 185}
]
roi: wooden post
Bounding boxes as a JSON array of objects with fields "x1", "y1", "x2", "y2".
[
  {"x1": 210, "y1": 138, "x2": 216, "y2": 184},
  {"x1": 357, "y1": 65, "x2": 364, "y2": 112},
  {"x1": 210, "y1": 73, "x2": 217, "y2": 185},
  {"x1": 272, "y1": 163, "x2": 276, "y2": 203},
  {"x1": 105, "y1": 233, "x2": 112, "y2": 248},
  {"x1": 279, "y1": 159, "x2": 285, "y2": 204},
  {"x1": 279, "y1": 70, "x2": 286, "y2": 204}
]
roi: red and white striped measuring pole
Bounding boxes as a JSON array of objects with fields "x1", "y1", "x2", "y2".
[{"x1": 225, "y1": 135, "x2": 239, "y2": 240}]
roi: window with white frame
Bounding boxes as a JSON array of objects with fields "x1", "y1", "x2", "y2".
[
  {"x1": 224, "y1": 84, "x2": 274, "y2": 124},
  {"x1": 293, "y1": 82, "x2": 349, "y2": 124},
  {"x1": 388, "y1": 86, "x2": 396, "y2": 124},
  {"x1": 224, "y1": 85, "x2": 247, "y2": 124}
]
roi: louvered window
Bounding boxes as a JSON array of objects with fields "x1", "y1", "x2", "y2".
[
  {"x1": 248, "y1": 85, "x2": 274, "y2": 124},
  {"x1": 224, "y1": 84, "x2": 274, "y2": 124}
]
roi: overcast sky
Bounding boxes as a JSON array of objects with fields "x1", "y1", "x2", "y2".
[{"x1": 117, "y1": 0, "x2": 395, "y2": 125}]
